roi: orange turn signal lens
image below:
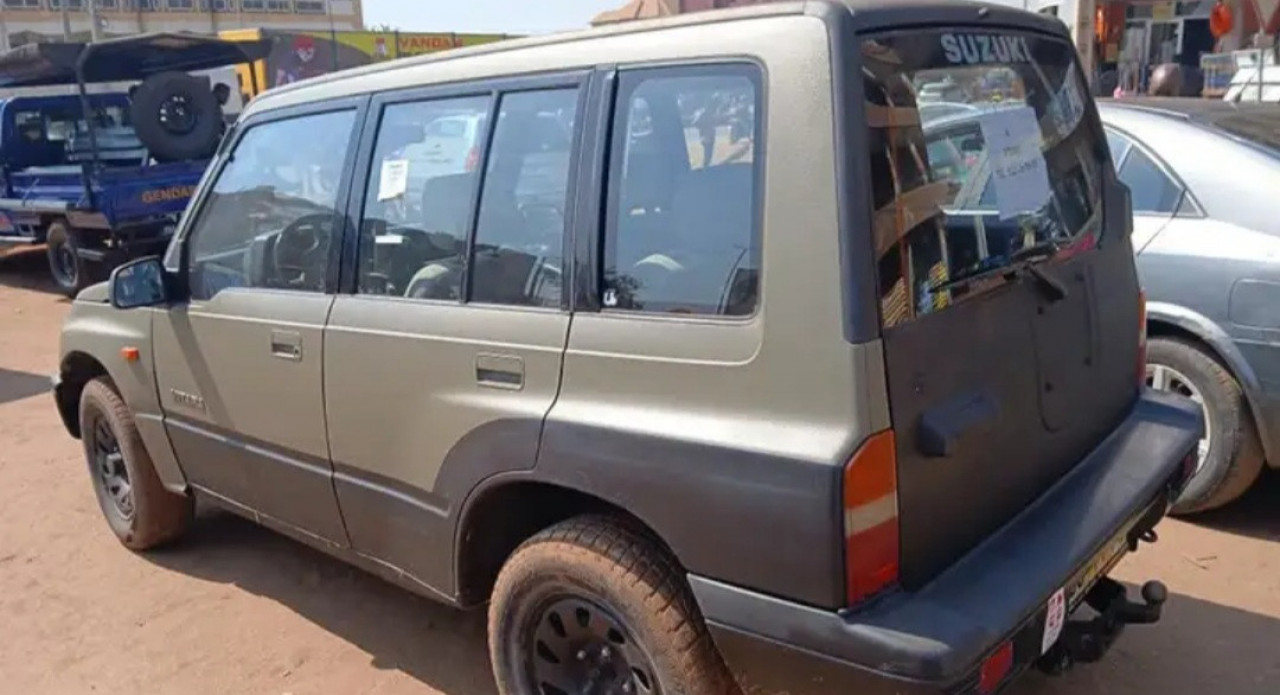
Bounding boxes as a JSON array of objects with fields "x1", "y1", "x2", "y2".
[{"x1": 121, "y1": 347, "x2": 140, "y2": 362}]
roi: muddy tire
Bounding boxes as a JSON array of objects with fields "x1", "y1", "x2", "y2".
[
  {"x1": 46, "y1": 221, "x2": 92, "y2": 298},
  {"x1": 80, "y1": 377, "x2": 193, "y2": 550},
  {"x1": 130, "y1": 71, "x2": 223, "y2": 163},
  {"x1": 1147, "y1": 338, "x2": 1265, "y2": 514},
  {"x1": 489, "y1": 515, "x2": 738, "y2": 695}
]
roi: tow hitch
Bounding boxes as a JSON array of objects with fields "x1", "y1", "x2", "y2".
[{"x1": 1036, "y1": 578, "x2": 1168, "y2": 675}]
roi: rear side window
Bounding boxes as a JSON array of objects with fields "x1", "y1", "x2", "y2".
[
  {"x1": 357, "y1": 95, "x2": 491, "y2": 298},
  {"x1": 864, "y1": 31, "x2": 1108, "y2": 328},
  {"x1": 1117, "y1": 146, "x2": 1182, "y2": 214},
  {"x1": 356, "y1": 83, "x2": 581, "y2": 307},
  {"x1": 603, "y1": 65, "x2": 761, "y2": 317}
]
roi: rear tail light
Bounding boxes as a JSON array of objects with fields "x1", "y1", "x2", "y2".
[
  {"x1": 1137, "y1": 291, "x2": 1148, "y2": 387},
  {"x1": 843, "y1": 430, "x2": 900, "y2": 605},
  {"x1": 977, "y1": 641, "x2": 1014, "y2": 694},
  {"x1": 465, "y1": 146, "x2": 480, "y2": 173}
]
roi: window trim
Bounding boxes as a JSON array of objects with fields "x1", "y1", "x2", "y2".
[
  {"x1": 1104, "y1": 124, "x2": 1202, "y2": 219},
  {"x1": 339, "y1": 69, "x2": 591, "y2": 311},
  {"x1": 594, "y1": 60, "x2": 767, "y2": 322},
  {"x1": 171, "y1": 95, "x2": 371, "y2": 300}
]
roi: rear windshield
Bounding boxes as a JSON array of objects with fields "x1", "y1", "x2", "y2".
[{"x1": 862, "y1": 29, "x2": 1109, "y2": 329}]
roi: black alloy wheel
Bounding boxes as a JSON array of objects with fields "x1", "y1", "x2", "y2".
[{"x1": 524, "y1": 596, "x2": 660, "y2": 695}]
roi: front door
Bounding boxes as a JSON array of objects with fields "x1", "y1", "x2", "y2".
[
  {"x1": 154, "y1": 104, "x2": 364, "y2": 544},
  {"x1": 322, "y1": 77, "x2": 584, "y2": 593}
]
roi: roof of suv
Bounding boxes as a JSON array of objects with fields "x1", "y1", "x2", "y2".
[{"x1": 245, "y1": 0, "x2": 1065, "y2": 118}]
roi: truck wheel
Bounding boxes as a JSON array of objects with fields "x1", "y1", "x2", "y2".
[
  {"x1": 1147, "y1": 338, "x2": 1265, "y2": 515},
  {"x1": 489, "y1": 516, "x2": 737, "y2": 695},
  {"x1": 130, "y1": 71, "x2": 224, "y2": 163},
  {"x1": 80, "y1": 377, "x2": 193, "y2": 550},
  {"x1": 46, "y1": 221, "x2": 92, "y2": 297}
]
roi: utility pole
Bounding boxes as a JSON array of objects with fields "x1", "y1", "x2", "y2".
[
  {"x1": 0, "y1": 10, "x2": 10, "y2": 53},
  {"x1": 61, "y1": 2, "x2": 74, "y2": 40},
  {"x1": 88, "y1": 0, "x2": 102, "y2": 42},
  {"x1": 1058, "y1": 0, "x2": 1096, "y2": 85}
]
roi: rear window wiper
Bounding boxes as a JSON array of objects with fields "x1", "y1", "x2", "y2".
[{"x1": 929, "y1": 238, "x2": 1070, "y2": 302}]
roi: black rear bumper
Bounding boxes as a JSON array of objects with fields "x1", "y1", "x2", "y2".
[{"x1": 690, "y1": 390, "x2": 1201, "y2": 695}]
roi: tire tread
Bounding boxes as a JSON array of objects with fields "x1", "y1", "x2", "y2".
[{"x1": 489, "y1": 515, "x2": 737, "y2": 695}]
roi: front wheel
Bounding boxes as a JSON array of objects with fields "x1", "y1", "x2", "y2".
[
  {"x1": 80, "y1": 377, "x2": 193, "y2": 550},
  {"x1": 489, "y1": 516, "x2": 738, "y2": 695},
  {"x1": 1146, "y1": 338, "x2": 1265, "y2": 514}
]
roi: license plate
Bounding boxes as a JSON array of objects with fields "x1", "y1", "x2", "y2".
[{"x1": 1040, "y1": 532, "x2": 1129, "y2": 655}]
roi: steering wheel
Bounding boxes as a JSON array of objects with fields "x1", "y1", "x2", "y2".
[{"x1": 272, "y1": 213, "x2": 334, "y2": 289}]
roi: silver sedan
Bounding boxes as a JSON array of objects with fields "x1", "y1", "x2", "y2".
[{"x1": 1099, "y1": 98, "x2": 1280, "y2": 514}]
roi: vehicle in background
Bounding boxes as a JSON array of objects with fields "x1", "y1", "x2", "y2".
[
  {"x1": 54, "y1": 4, "x2": 1201, "y2": 695},
  {"x1": 1099, "y1": 97, "x2": 1280, "y2": 513},
  {"x1": 0, "y1": 33, "x2": 270, "y2": 296}
]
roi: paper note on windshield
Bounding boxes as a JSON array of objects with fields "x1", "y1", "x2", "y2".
[
  {"x1": 377, "y1": 159, "x2": 410, "y2": 201},
  {"x1": 978, "y1": 106, "x2": 1051, "y2": 221}
]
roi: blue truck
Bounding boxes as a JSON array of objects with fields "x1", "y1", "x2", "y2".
[{"x1": 0, "y1": 33, "x2": 269, "y2": 295}]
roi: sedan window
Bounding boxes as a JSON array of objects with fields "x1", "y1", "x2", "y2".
[{"x1": 1117, "y1": 146, "x2": 1182, "y2": 215}]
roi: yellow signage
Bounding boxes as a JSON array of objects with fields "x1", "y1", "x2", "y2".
[{"x1": 140, "y1": 185, "x2": 197, "y2": 205}]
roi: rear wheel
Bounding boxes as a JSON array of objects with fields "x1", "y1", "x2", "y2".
[
  {"x1": 489, "y1": 516, "x2": 738, "y2": 695},
  {"x1": 80, "y1": 377, "x2": 193, "y2": 549},
  {"x1": 1146, "y1": 338, "x2": 1264, "y2": 514},
  {"x1": 46, "y1": 221, "x2": 92, "y2": 298}
]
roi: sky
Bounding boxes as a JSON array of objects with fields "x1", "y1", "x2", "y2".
[{"x1": 363, "y1": 0, "x2": 624, "y2": 35}]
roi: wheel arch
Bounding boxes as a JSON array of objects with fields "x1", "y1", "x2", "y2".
[
  {"x1": 1146, "y1": 301, "x2": 1274, "y2": 463},
  {"x1": 453, "y1": 476, "x2": 675, "y2": 608},
  {"x1": 54, "y1": 350, "x2": 109, "y2": 439}
]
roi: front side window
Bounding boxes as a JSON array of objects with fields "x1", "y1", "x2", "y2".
[
  {"x1": 604, "y1": 66, "x2": 761, "y2": 316},
  {"x1": 865, "y1": 30, "x2": 1108, "y2": 328},
  {"x1": 187, "y1": 109, "x2": 356, "y2": 300}
]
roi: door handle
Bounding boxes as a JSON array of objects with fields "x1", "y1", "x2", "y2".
[
  {"x1": 475, "y1": 353, "x2": 524, "y2": 390},
  {"x1": 270, "y1": 330, "x2": 303, "y2": 361}
]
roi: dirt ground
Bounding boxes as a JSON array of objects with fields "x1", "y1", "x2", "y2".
[{"x1": 3, "y1": 246, "x2": 1280, "y2": 695}]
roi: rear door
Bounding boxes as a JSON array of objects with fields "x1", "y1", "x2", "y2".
[
  {"x1": 321, "y1": 75, "x2": 584, "y2": 594},
  {"x1": 861, "y1": 28, "x2": 1142, "y2": 587}
]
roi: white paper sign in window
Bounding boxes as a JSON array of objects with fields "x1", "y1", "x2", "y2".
[{"x1": 978, "y1": 106, "x2": 1052, "y2": 221}]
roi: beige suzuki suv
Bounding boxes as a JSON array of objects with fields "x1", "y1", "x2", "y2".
[{"x1": 54, "y1": 3, "x2": 1203, "y2": 694}]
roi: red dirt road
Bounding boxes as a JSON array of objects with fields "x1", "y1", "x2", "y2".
[{"x1": 3, "y1": 247, "x2": 1280, "y2": 695}]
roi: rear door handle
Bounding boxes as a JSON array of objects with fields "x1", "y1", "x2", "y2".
[
  {"x1": 476, "y1": 353, "x2": 524, "y2": 390},
  {"x1": 270, "y1": 329, "x2": 303, "y2": 361}
]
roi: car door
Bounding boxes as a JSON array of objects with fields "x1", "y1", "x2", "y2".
[
  {"x1": 153, "y1": 100, "x2": 366, "y2": 545},
  {"x1": 322, "y1": 74, "x2": 585, "y2": 594}
]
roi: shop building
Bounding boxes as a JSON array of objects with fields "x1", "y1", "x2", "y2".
[
  {"x1": 0, "y1": 0, "x2": 364, "y2": 51},
  {"x1": 1091, "y1": 0, "x2": 1280, "y2": 93}
]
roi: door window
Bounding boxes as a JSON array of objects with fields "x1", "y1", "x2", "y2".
[
  {"x1": 603, "y1": 66, "x2": 761, "y2": 316},
  {"x1": 1105, "y1": 128, "x2": 1132, "y2": 163},
  {"x1": 469, "y1": 88, "x2": 579, "y2": 308},
  {"x1": 186, "y1": 109, "x2": 356, "y2": 299},
  {"x1": 1117, "y1": 146, "x2": 1182, "y2": 214},
  {"x1": 356, "y1": 96, "x2": 492, "y2": 298}
]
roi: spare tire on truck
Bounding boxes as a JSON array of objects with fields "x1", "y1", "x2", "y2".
[{"x1": 129, "y1": 71, "x2": 224, "y2": 163}]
